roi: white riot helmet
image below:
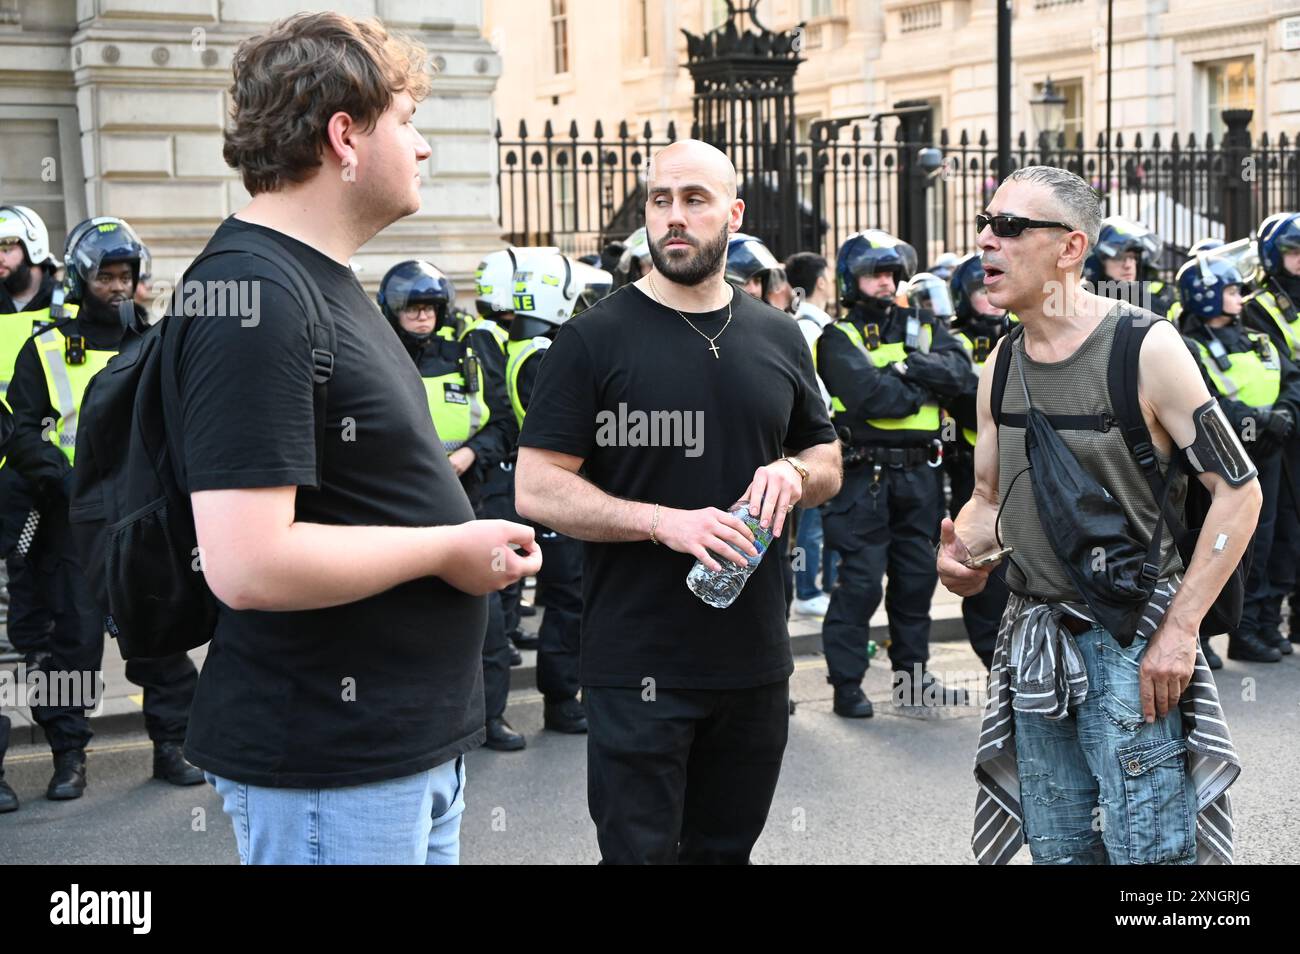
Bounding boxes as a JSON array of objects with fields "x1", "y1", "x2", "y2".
[
  {"x1": 475, "y1": 246, "x2": 560, "y2": 315},
  {"x1": 0, "y1": 205, "x2": 60, "y2": 268},
  {"x1": 617, "y1": 227, "x2": 652, "y2": 278},
  {"x1": 513, "y1": 253, "x2": 580, "y2": 328}
]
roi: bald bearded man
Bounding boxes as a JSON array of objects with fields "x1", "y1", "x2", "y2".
[{"x1": 515, "y1": 140, "x2": 842, "y2": 864}]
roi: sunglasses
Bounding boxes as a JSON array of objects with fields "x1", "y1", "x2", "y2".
[{"x1": 976, "y1": 213, "x2": 1076, "y2": 238}]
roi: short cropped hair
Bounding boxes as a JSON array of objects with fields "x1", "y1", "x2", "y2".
[
  {"x1": 1004, "y1": 165, "x2": 1103, "y2": 248},
  {"x1": 785, "y1": 251, "x2": 828, "y2": 298},
  {"x1": 223, "y1": 12, "x2": 433, "y2": 195}
]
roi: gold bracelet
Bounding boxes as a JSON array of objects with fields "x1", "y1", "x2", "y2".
[{"x1": 650, "y1": 503, "x2": 661, "y2": 545}]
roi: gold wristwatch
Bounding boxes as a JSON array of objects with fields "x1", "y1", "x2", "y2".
[{"x1": 781, "y1": 455, "x2": 809, "y2": 482}]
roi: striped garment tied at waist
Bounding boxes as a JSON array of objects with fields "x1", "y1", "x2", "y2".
[{"x1": 972, "y1": 573, "x2": 1242, "y2": 865}]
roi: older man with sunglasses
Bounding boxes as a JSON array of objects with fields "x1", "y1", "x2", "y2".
[{"x1": 938, "y1": 166, "x2": 1252, "y2": 865}]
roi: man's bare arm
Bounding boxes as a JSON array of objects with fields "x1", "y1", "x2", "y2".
[
  {"x1": 192, "y1": 486, "x2": 542, "y2": 612},
  {"x1": 1139, "y1": 320, "x2": 1263, "y2": 719},
  {"x1": 939, "y1": 338, "x2": 1005, "y2": 596},
  {"x1": 514, "y1": 447, "x2": 655, "y2": 543},
  {"x1": 788, "y1": 441, "x2": 843, "y2": 509}
]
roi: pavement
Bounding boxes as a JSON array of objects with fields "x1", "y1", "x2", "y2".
[{"x1": 0, "y1": 578, "x2": 971, "y2": 745}]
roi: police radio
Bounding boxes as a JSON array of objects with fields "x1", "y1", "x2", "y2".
[
  {"x1": 462, "y1": 352, "x2": 480, "y2": 393},
  {"x1": 64, "y1": 335, "x2": 86, "y2": 366},
  {"x1": 1205, "y1": 333, "x2": 1232, "y2": 372},
  {"x1": 905, "y1": 314, "x2": 922, "y2": 351}
]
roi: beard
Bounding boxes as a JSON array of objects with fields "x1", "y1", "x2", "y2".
[
  {"x1": 2, "y1": 258, "x2": 32, "y2": 297},
  {"x1": 647, "y1": 222, "x2": 729, "y2": 287}
]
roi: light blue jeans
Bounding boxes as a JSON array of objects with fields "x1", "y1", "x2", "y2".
[
  {"x1": 1014, "y1": 625, "x2": 1197, "y2": 865},
  {"x1": 206, "y1": 756, "x2": 466, "y2": 865}
]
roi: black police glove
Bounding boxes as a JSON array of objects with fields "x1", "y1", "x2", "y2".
[{"x1": 1263, "y1": 407, "x2": 1295, "y2": 440}]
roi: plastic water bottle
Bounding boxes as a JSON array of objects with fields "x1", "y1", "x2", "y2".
[{"x1": 686, "y1": 501, "x2": 774, "y2": 609}]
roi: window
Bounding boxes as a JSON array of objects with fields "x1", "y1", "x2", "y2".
[
  {"x1": 0, "y1": 108, "x2": 86, "y2": 250},
  {"x1": 638, "y1": 0, "x2": 649, "y2": 59},
  {"x1": 1032, "y1": 77, "x2": 1084, "y2": 146},
  {"x1": 551, "y1": 0, "x2": 569, "y2": 75},
  {"x1": 804, "y1": 0, "x2": 835, "y2": 17},
  {"x1": 1200, "y1": 57, "x2": 1256, "y2": 141}
]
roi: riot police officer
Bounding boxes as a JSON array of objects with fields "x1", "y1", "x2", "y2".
[
  {"x1": 378, "y1": 260, "x2": 524, "y2": 750},
  {"x1": 1084, "y1": 216, "x2": 1176, "y2": 317},
  {"x1": 2, "y1": 217, "x2": 203, "y2": 808},
  {"x1": 505, "y1": 253, "x2": 587, "y2": 733},
  {"x1": 932, "y1": 254, "x2": 1012, "y2": 670},
  {"x1": 816, "y1": 230, "x2": 972, "y2": 717},
  {"x1": 1178, "y1": 252, "x2": 1300, "y2": 664},
  {"x1": 726, "y1": 233, "x2": 794, "y2": 313},
  {"x1": 1242, "y1": 212, "x2": 1300, "y2": 654}
]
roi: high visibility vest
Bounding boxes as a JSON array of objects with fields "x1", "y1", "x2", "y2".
[
  {"x1": 505, "y1": 336, "x2": 550, "y2": 428},
  {"x1": 1192, "y1": 331, "x2": 1282, "y2": 408},
  {"x1": 826, "y1": 319, "x2": 940, "y2": 434},
  {"x1": 423, "y1": 325, "x2": 490, "y2": 452},
  {"x1": 951, "y1": 330, "x2": 995, "y2": 448},
  {"x1": 1251, "y1": 288, "x2": 1300, "y2": 361},
  {"x1": 0, "y1": 308, "x2": 56, "y2": 399},
  {"x1": 32, "y1": 304, "x2": 115, "y2": 465},
  {"x1": 1166, "y1": 301, "x2": 1183, "y2": 326}
]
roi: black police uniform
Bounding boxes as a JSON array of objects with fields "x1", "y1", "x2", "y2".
[
  {"x1": 4, "y1": 300, "x2": 198, "y2": 757},
  {"x1": 817, "y1": 297, "x2": 970, "y2": 687},
  {"x1": 943, "y1": 316, "x2": 1010, "y2": 670}
]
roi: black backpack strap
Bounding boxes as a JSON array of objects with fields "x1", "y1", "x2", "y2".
[
  {"x1": 1108, "y1": 310, "x2": 1187, "y2": 570},
  {"x1": 163, "y1": 232, "x2": 336, "y2": 489},
  {"x1": 990, "y1": 323, "x2": 1023, "y2": 429}
]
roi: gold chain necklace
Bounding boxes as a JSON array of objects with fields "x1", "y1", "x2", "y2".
[{"x1": 647, "y1": 273, "x2": 733, "y2": 359}]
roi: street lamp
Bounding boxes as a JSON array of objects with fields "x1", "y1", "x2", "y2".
[{"x1": 1031, "y1": 76, "x2": 1067, "y2": 141}]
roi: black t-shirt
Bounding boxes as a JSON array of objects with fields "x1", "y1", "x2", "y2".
[
  {"x1": 519, "y1": 284, "x2": 836, "y2": 689},
  {"x1": 178, "y1": 217, "x2": 486, "y2": 788}
]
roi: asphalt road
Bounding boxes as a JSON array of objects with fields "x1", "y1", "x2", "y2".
[{"x1": 2, "y1": 637, "x2": 1297, "y2": 864}]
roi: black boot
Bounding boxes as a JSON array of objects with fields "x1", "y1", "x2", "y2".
[
  {"x1": 832, "y1": 683, "x2": 874, "y2": 718},
  {"x1": 47, "y1": 749, "x2": 87, "y2": 800},
  {"x1": 1201, "y1": 634, "x2": 1224, "y2": 671},
  {"x1": 0, "y1": 773, "x2": 17, "y2": 813},
  {"x1": 153, "y1": 742, "x2": 205, "y2": 786},
  {"x1": 484, "y1": 717, "x2": 526, "y2": 751},
  {"x1": 509, "y1": 629, "x2": 539, "y2": 650},
  {"x1": 1227, "y1": 631, "x2": 1283, "y2": 663},
  {"x1": 1260, "y1": 625, "x2": 1294, "y2": 656},
  {"x1": 509, "y1": 644, "x2": 523, "y2": 667},
  {"x1": 519, "y1": 599, "x2": 537, "y2": 618},
  {"x1": 543, "y1": 697, "x2": 588, "y2": 734}
]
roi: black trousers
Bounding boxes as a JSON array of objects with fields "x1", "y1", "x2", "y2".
[
  {"x1": 480, "y1": 461, "x2": 523, "y2": 635},
  {"x1": 535, "y1": 529, "x2": 582, "y2": 702},
  {"x1": 946, "y1": 453, "x2": 1009, "y2": 670},
  {"x1": 481, "y1": 591, "x2": 511, "y2": 721},
  {"x1": 821, "y1": 462, "x2": 941, "y2": 684},
  {"x1": 2, "y1": 551, "x2": 197, "y2": 757},
  {"x1": 1238, "y1": 450, "x2": 1282, "y2": 636},
  {"x1": 1263, "y1": 439, "x2": 1300, "y2": 632},
  {"x1": 585, "y1": 681, "x2": 789, "y2": 864}
]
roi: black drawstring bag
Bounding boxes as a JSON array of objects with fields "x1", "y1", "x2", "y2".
[{"x1": 1017, "y1": 351, "x2": 1171, "y2": 647}]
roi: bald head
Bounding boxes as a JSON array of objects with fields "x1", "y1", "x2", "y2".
[{"x1": 648, "y1": 139, "x2": 737, "y2": 202}]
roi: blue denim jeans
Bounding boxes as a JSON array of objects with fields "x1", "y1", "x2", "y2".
[
  {"x1": 206, "y1": 756, "x2": 466, "y2": 865},
  {"x1": 794, "y1": 506, "x2": 840, "y2": 600},
  {"x1": 1014, "y1": 625, "x2": 1197, "y2": 865}
]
